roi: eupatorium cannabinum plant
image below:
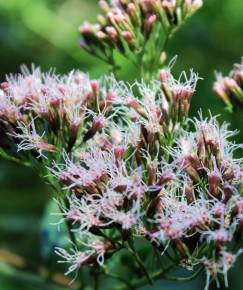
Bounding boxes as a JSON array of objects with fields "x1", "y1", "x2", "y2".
[{"x1": 0, "y1": 1, "x2": 242, "y2": 290}]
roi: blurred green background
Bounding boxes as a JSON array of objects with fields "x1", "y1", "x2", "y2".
[{"x1": 0, "y1": 0, "x2": 243, "y2": 289}]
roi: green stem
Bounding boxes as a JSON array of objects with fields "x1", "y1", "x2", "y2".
[
  {"x1": 106, "y1": 272, "x2": 135, "y2": 290},
  {"x1": 0, "y1": 149, "x2": 32, "y2": 167},
  {"x1": 63, "y1": 197, "x2": 77, "y2": 246},
  {"x1": 127, "y1": 245, "x2": 153, "y2": 285},
  {"x1": 0, "y1": 262, "x2": 70, "y2": 290},
  {"x1": 94, "y1": 271, "x2": 99, "y2": 290},
  {"x1": 163, "y1": 266, "x2": 204, "y2": 282},
  {"x1": 112, "y1": 263, "x2": 176, "y2": 290}
]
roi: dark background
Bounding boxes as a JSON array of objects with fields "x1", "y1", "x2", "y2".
[{"x1": 0, "y1": 0, "x2": 243, "y2": 289}]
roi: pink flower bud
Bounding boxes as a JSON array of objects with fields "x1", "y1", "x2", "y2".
[
  {"x1": 208, "y1": 171, "x2": 221, "y2": 196},
  {"x1": 105, "y1": 26, "x2": 118, "y2": 40},
  {"x1": 91, "y1": 80, "x2": 99, "y2": 96},
  {"x1": 127, "y1": 3, "x2": 136, "y2": 16},
  {"x1": 223, "y1": 77, "x2": 240, "y2": 92},
  {"x1": 162, "y1": 0, "x2": 176, "y2": 10},
  {"x1": 67, "y1": 209, "x2": 82, "y2": 222},
  {"x1": 160, "y1": 69, "x2": 170, "y2": 83},
  {"x1": 127, "y1": 97, "x2": 139, "y2": 109},
  {"x1": 145, "y1": 14, "x2": 157, "y2": 35},
  {"x1": 110, "y1": 128, "x2": 122, "y2": 144},
  {"x1": 74, "y1": 72, "x2": 85, "y2": 85},
  {"x1": 122, "y1": 31, "x2": 133, "y2": 43},
  {"x1": 83, "y1": 115, "x2": 106, "y2": 142},
  {"x1": 114, "y1": 145, "x2": 125, "y2": 160},
  {"x1": 158, "y1": 172, "x2": 174, "y2": 185},
  {"x1": 50, "y1": 97, "x2": 61, "y2": 108},
  {"x1": 105, "y1": 91, "x2": 116, "y2": 104},
  {"x1": 57, "y1": 84, "x2": 67, "y2": 95},
  {"x1": 79, "y1": 22, "x2": 93, "y2": 34},
  {"x1": 0, "y1": 82, "x2": 9, "y2": 91},
  {"x1": 99, "y1": 0, "x2": 110, "y2": 12},
  {"x1": 96, "y1": 30, "x2": 107, "y2": 40},
  {"x1": 233, "y1": 70, "x2": 243, "y2": 85}
]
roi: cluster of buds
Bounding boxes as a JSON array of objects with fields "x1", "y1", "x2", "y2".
[
  {"x1": 79, "y1": 0, "x2": 203, "y2": 68},
  {"x1": 213, "y1": 58, "x2": 243, "y2": 111}
]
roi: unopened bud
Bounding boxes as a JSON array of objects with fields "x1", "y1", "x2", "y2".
[
  {"x1": 145, "y1": 14, "x2": 157, "y2": 35},
  {"x1": 68, "y1": 121, "x2": 81, "y2": 150},
  {"x1": 185, "y1": 185, "x2": 195, "y2": 204},
  {"x1": 106, "y1": 26, "x2": 118, "y2": 40},
  {"x1": 127, "y1": 3, "x2": 136, "y2": 17},
  {"x1": 224, "y1": 77, "x2": 241, "y2": 93},
  {"x1": 158, "y1": 172, "x2": 173, "y2": 185},
  {"x1": 114, "y1": 145, "x2": 125, "y2": 160},
  {"x1": 127, "y1": 97, "x2": 140, "y2": 109},
  {"x1": 148, "y1": 161, "x2": 158, "y2": 185},
  {"x1": 122, "y1": 31, "x2": 133, "y2": 43},
  {"x1": 160, "y1": 69, "x2": 170, "y2": 83},
  {"x1": 110, "y1": 128, "x2": 122, "y2": 144},
  {"x1": 105, "y1": 91, "x2": 117, "y2": 104},
  {"x1": 0, "y1": 82, "x2": 9, "y2": 92},
  {"x1": 83, "y1": 115, "x2": 106, "y2": 142},
  {"x1": 99, "y1": 0, "x2": 110, "y2": 12},
  {"x1": 233, "y1": 70, "x2": 243, "y2": 86},
  {"x1": 96, "y1": 30, "x2": 107, "y2": 40},
  {"x1": 97, "y1": 14, "x2": 107, "y2": 26},
  {"x1": 208, "y1": 171, "x2": 221, "y2": 196},
  {"x1": 159, "y1": 52, "x2": 167, "y2": 65},
  {"x1": 91, "y1": 80, "x2": 99, "y2": 97},
  {"x1": 79, "y1": 22, "x2": 93, "y2": 34}
]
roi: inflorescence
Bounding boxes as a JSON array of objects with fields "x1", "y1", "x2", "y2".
[
  {"x1": 214, "y1": 57, "x2": 243, "y2": 111},
  {"x1": 0, "y1": 65, "x2": 242, "y2": 290},
  {"x1": 79, "y1": 0, "x2": 203, "y2": 75}
]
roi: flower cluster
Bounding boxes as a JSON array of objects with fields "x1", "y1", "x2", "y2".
[
  {"x1": 213, "y1": 57, "x2": 243, "y2": 111},
  {"x1": 0, "y1": 65, "x2": 242, "y2": 290},
  {"x1": 0, "y1": 66, "x2": 128, "y2": 162},
  {"x1": 79, "y1": 0, "x2": 203, "y2": 69},
  {"x1": 52, "y1": 112, "x2": 242, "y2": 290},
  {"x1": 0, "y1": 65, "x2": 198, "y2": 163}
]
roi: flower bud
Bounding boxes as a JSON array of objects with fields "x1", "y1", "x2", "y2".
[
  {"x1": 185, "y1": 184, "x2": 195, "y2": 204},
  {"x1": 0, "y1": 82, "x2": 9, "y2": 92},
  {"x1": 148, "y1": 161, "x2": 158, "y2": 185},
  {"x1": 158, "y1": 171, "x2": 173, "y2": 185},
  {"x1": 122, "y1": 31, "x2": 133, "y2": 43},
  {"x1": 114, "y1": 145, "x2": 125, "y2": 161},
  {"x1": 105, "y1": 26, "x2": 118, "y2": 40},
  {"x1": 83, "y1": 115, "x2": 106, "y2": 142},
  {"x1": 159, "y1": 51, "x2": 167, "y2": 65},
  {"x1": 127, "y1": 3, "x2": 138, "y2": 23},
  {"x1": 223, "y1": 77, "x2": 241, "y2": 94},
  {"x1": 160, "y1": 69, "x2": 170, "y2": 83},
  {"x1": 91, "y1": 80, "x2": 100, "y2": 97},
  {"x1": 145, "y1": 14, "x2": 157, "y2": 35},
  {"x1": 208, "y1": 171, "x2": 221, "y2": 197},
  {"x1": 97, "y1": 14, "x2": 107, "y2": 26},
  {"x1": 99, "y1": 0, "x2": 110, "y2": 13},
  {"x1": 110, "y1": 128, "x2": 122, "y2": 144},
  {"x1": 233, "y1": 70, "x2": 243, "y2": 86},
  {"x1": 96, "y1": 30, "x2": 107, "y2": 40}
]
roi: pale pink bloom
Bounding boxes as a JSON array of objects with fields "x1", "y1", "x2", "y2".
[
  {"x1": 203, "y1": 249, "x2": 243, "y2": 290},
  {"x1": 55, "y1": 246, "x2": 93, "y2": 277},
  {"x1": 10, "y1": 119, "x2": 55, "y2": 158}
]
